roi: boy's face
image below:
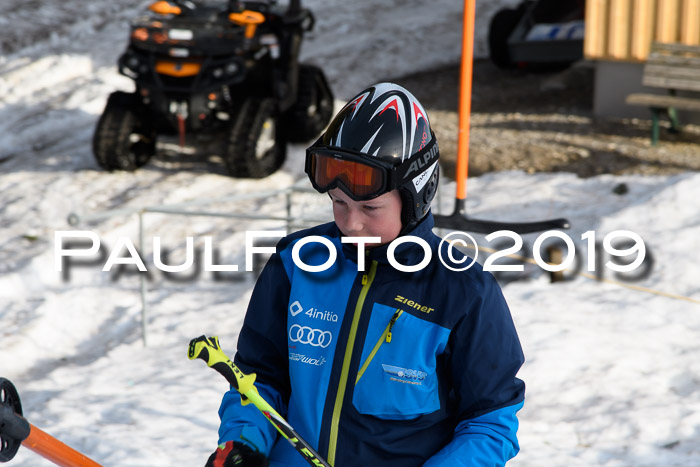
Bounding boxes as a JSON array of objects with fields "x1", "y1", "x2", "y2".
[{"x1": 329, "y1": 188, "x2": 403, "y2": 247}]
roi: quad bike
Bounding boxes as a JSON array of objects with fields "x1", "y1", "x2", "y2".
[
  {"x1": 93, "y1": 0, "x2": 334, "y2": 178},
  {"x1": 488, "y1": 0, "x2": 585, "y2": 70}
]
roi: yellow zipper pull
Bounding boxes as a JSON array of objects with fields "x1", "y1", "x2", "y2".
[{"x1": 361, "y1": 250, "x2": 370, "y2": 286}]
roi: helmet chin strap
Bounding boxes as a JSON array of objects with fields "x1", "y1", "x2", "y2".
[{"x1": 398, "y1": 187, "x2": 419, "y2": 235}]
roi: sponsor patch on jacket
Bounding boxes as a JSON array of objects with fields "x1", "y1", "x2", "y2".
[
  {"x1": 289, "y1": 300, "x2": 339, "y2": 322},
  {"x1": 394, "y1": 295, "x2": 434, "y2": 314},
  {"x1": 289, "y1": 352, "x2": 327, "y2": 366},
  {"x1": 289, "y1": 324, "x2": 333, "y2": 348},
  {"x1": 382, "y1": 364, "x2": 427, "y2": 385}
]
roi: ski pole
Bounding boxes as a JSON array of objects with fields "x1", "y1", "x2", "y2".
[
  {"x1": 188, "y1": 335, "x2": 330, "y2": 467},
  {"x1": 0, "y1": 378, "x2": 102, "y2": 466}
]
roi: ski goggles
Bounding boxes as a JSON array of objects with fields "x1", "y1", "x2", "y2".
[{"x1": 305, "y1": 134, "x2": 438, "y2": 201}]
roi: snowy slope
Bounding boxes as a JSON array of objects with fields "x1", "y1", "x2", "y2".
[{"x1": 1, "y1": 1, "x2": 700, "y2": 466}]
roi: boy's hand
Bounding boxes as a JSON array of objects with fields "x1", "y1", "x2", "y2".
[{"x1": 205, "y1": 441, "x2": 269, "y2": 467}]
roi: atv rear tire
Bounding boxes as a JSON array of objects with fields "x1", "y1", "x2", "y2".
[
  {"x1": 283, "y1": 64, "x2": 334, "y2": 143},
  {"x1": 92, "y1": 91, "x2": 156, "y2": 171},
  {"x1": 488, "y1": 8, "x2": 522, "y2": 69},
  {"x1": 225, "y1": 97, "x2": 286, "y2": 178}
]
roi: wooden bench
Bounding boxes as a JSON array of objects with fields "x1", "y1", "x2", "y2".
[{"x1": 626, "y1": 42, "x2": 700, "y2": 145}]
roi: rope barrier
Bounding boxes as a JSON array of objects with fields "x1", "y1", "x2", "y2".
[{"x1": 450, "y1": 241, "x2": 700, "y2": 306}]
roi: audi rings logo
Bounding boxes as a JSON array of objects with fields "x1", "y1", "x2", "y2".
[{"x1": 289, "y1": 324, "x2": 332, "y2": 348}]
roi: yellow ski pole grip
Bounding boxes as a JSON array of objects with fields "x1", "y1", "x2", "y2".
[
  {"x1": 188, "y1": 336, "x2": 331, "y2": 467},
  {"x1": 188, "y1": 335, "x2": 258, "y2": 399}
]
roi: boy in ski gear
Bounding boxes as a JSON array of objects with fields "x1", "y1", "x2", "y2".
[{"x1": 206, "y1": 83, "x2": 525, "y2": 466}]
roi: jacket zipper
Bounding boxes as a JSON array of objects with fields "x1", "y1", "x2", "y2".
[
  {"x1": 327, "y1": 260, "x2": 378, "y2": 466},
  {"x1": 355, "y1": 309, "x2": 404, "y2": 384}
]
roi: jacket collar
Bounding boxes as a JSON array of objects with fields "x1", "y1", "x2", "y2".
[{"x1": 339, "y1": 211, "x2": 435, "y2": 266}]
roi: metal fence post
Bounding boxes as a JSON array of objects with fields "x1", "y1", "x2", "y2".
[
  {"x1": 286, "y1": 190, "x2": 292, "y2": 233},
  {"x1": 67, "y1": 185, "x2": 329, "y2": 347},
  {"x1": 139, "y1": 211, "x2": 148, "y2": 347}
]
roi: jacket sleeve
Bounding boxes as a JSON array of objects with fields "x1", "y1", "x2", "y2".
[
  {"x1": 217, "y1": 248, "x2": 293, "y2": 454},
  {"x1": 424, "y1": 272, "x2": 525, "y2": 466}
]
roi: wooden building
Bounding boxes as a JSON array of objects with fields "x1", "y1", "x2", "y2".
[{"x1": 583, "y1": 0, "x2": 700, "y2": 119}]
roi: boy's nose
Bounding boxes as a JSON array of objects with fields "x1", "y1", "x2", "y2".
[{"x1": 345, "y1": 208, "x2": 364, "y2": 233}]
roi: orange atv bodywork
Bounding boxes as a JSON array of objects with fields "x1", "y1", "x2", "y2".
[
  {"x1": 155, "y1": 61, "x2": 202, "y2": 77},
  {"x1": 149, "y1": 1, "x2": 181, "y2": 16},
  {"x1": 229, "y1": 10, "x2": 266, "y2": 39}
]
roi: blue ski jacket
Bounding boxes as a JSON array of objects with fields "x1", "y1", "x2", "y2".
[{"x1": 217, "y1": 213, "x2": 525, "y2": 466}]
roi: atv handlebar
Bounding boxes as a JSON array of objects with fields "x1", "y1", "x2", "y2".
[
  {"x1": 170, "y1": 0, "x2": 196, "y2": 11},
  {"x1": 288, "y1": 0, "x2": 301, "y2": 15}
]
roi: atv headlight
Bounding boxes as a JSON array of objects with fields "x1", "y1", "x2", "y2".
[
  {"x1": 120, "y1": 52, "x2": 141, "y2": 78},
  {"x1": 131, "y1": 28, "x2": 149, "y2": 42},
  {"x1": 208, "y1": 59, "x2": 241, "y2": 83}
]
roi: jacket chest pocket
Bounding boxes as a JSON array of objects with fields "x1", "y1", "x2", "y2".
[{"x1": 352, "y1": 303, "x2": 450, "y2": 420}]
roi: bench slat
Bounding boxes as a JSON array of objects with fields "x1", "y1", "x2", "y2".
[
  {"x1": 651, "y1": 42, "x2": 700, "y2": 54},
  {"x1": 640, "y1": 42, "x2": 700, "y2": 92},
  {"x1": 645, "y1": 64, "x2": 700, "y2": 80},
  {"x1": 643, "y1": 61, "x2": 700, "y2": 92},
  {"x1": 626, "y1": 93, "x2": 700, "y2": 111},
  {"x1": 643, "y1": 76, "x2": 700, "y2": 92},
  {"x1": 627, "y1": 42, "x2": 700, "y2": 143},
  {"x1": 645, "y1": 53, "x2": 700, "y2": 69}
]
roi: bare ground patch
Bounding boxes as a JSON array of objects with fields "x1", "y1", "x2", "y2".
[{"x1": 392, "y1": 60, "x2": 700, "y2": 180}]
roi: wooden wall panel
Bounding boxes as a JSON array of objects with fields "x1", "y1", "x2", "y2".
[
  {"x1": 609, "y1": 0, "x2": 632, "y2": 58},
  {"x1": 656, "y1": 0, "x2": 680, "y2": 43},
  {"x1": 585, "y1": 0, "x2": 609, "y2": 58},
  {"x1": 631, "y1": 0, "x2": 656, "y2": 60},
  {"x1": 585, "y1": 0, "x2": 700, "y2": 61},
  {"x1": 680, "y1": 0, "x2": 700, "y2": 45}
]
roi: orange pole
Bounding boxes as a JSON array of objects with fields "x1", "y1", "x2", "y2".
[
  {"x1": 22, "y1": 423, "x2": 102, "y2": 467},
  {"x1": 455, "y1": 0, "x2": 476, "y2": 201}
]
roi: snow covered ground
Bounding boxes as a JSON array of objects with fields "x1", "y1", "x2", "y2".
[{"x1": 2, "y1": 0, "x2": 700, "y2": 466}]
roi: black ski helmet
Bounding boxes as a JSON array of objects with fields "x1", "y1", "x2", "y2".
[{"x1": 306, "y1": 82, "x2": 440, "y2": 231}]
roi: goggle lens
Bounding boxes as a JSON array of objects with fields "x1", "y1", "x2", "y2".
[{"x1": 311, "y1": 153, "x2": 385, "y2": 198}]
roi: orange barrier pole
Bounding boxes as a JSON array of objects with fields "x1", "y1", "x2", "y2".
[
  {"x1": 22, "y1": 424, "x2": 102, "y2": 467},
  {"x1": 455, "y1": 0, "x2": 476, "y2": 201},
  {"x1": 418, "y1": 0, "x2": 571, "y2": 233}
]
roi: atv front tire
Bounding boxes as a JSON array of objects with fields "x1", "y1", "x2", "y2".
[
  {"x1": 225, "y1": 97, "x2": 286, "y2": 178},
  {"x1": 283, "y1": 64, "x2": 334, "y2": 143},
  {"x1": 92, "y1": 91, "x2": 156, "y2": 171}
]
